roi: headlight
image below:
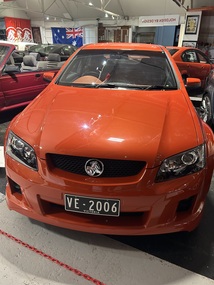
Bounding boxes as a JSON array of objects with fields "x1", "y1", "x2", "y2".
[
  {"x1": 6, "y1": 131, "x2": 38, "y2": 170},
  {"x1": 155, "y1": 144, "x2": 206, "y2": 182}
]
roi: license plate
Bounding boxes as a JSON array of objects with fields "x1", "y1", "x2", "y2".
[{"x1": 64, "y1": 194, "x2": 120, "y2": 217}]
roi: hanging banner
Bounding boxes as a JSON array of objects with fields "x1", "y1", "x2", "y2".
[
  {"x1": 52, "y1": 27, "x2": 83, "y2": 47},
  {"x1": 5, "y1": 17, "x2": 33, "y2": 42},
  {"x1": 139, "y1": 15, "x2": 179, "y2": 27}
]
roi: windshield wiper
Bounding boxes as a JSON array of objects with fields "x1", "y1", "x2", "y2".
[
  {"x1": 95, "y1": 83, "x2": 117, "y2": 88},
  {"x1": 96, "y1": 83, "x2": 177, "y2": 90},
  {"x1": 59, "y1": 82, "x2": 177, "y2": 90},
  {"x1": 96, "y1": 83, "x2": 148, "y2": 89},
  {"x1": 68, "y1": 83, "x2": 99, "y2": 88},
  {"x1": 144, "y1": 85, "x2": 177, "y2": 90}
]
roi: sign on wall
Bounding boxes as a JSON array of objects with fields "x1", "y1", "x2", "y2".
[{"x1": 139, "y1": 15, "x2": 179, "y2": 27}]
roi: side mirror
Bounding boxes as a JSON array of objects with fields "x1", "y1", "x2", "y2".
[
  {"x1": 185, "y1": 78, "x2": 202, "y2": 94},
  {"x1": 43, "y1": 72, "x2": 55, "y2": 82},
  {"x1": 185, "y1": 78, "x2": 201, "y2": 88}
]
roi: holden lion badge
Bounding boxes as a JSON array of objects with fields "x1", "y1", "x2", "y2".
[{"x1": 85, "y1": 159, "x2": 104, "y2": 177}]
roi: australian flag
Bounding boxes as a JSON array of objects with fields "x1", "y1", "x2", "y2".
[{"x1": 51, "y1": 27, "x2": 83, "y2": 47}]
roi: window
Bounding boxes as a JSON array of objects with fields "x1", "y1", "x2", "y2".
[
  {"x1": 197, "y1": 52, "x2": 208, "y2": 64},
  {"x1": 57, "y1": 49, "x2": 177, "y2": 89},
  {"x1": 182, "y1": 51, "x2": 197, "y2": 62}
]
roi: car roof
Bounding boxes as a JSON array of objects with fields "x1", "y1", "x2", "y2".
[{"x1": 81, "y1": 42, "x2": 165, "y2": 52}]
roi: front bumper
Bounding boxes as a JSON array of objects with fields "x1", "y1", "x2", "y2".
[{"x1": 5, "y1": 155, "x2": 211, "y2": 236}]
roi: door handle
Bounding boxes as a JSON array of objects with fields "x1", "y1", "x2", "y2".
[{"x1": 35, "y1": 73, "x2": 41, "y2": 77}]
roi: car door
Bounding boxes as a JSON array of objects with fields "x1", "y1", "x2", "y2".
[
  {"x1": 195, "y1": 50, "x2": 212, "y2": 87},
  {"x1": 181, "y1": 50, "x2": 211, "y2": 88},
  {"x1": 0, "y1": 68, "x2": 49, "y2": 110}
]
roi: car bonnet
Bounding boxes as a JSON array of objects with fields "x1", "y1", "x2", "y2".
[{"x1": 11, "y1": 85, "x2": 201, "y2": 168}]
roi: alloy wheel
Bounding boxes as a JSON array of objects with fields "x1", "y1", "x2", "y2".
[{"x1": 199, "y1": 94, "x2": 212, "y2": 124}]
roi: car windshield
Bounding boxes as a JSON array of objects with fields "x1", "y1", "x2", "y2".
[
  {"x1": 57, "y1": 49, "x2": 177, "y2": 90},
  {"x1": 0, "y1": 45, "x2": 10, "y2": 65}
]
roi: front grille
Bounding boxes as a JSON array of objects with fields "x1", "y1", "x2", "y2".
[{"x1": 48, "y1": 154, "x2": 146, "y2": 177}]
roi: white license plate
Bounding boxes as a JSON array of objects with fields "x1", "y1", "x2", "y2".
[{"x1": 64, "y1": 194, "x2": 120, "y2": 216}]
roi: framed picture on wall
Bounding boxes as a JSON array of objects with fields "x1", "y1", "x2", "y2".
[
  {"x1": 182, "y1": 41, "x2": 197, "y2": 48},
  {"x1": 185, "y1": 15, "x2": 199, "y2": 35}
]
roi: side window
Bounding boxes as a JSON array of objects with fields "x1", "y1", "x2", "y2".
[
  {"x1": 182, "y1": 51, "x2": 197, "y2": 62},
  {"x1": 197, "y1": 52, "x2": 209, "y2": 64}
]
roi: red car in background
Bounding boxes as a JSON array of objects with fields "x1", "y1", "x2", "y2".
[
  {"x1": 167, "y1": 46, "x2": 214, "y2": 89},
  {"x1": 0, "y1": 43, "x2": 62, "y2": 112}
]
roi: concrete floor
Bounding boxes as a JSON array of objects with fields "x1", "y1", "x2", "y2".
[{"x1": 0, "y1": 107, "x2": 214, "y2": 285}]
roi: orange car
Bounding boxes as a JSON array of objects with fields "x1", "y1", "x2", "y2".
[
  {"x1": 4, "y1": 43, "x2": 214, "y2": 235},
  {"x1": 167, "y1": 46, "x2": 214, "y2": 89}
]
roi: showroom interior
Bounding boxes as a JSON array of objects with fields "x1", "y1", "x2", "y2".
[{"x1": 0, "y1": 0, "x2": 214, "y2": 285}]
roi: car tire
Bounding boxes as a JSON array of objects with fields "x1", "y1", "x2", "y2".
[{"x1": 200, "y1": 93, "x2": 213, "y2": 127}]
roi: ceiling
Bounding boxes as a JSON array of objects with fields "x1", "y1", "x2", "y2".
[{"x1": 0, "y1": 0, "x2": 213, "y2": 22}]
